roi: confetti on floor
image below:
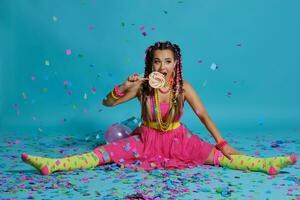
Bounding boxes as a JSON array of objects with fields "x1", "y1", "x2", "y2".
[{"x1": 0, "y1": 129, "x2": 299, "y2": 199}]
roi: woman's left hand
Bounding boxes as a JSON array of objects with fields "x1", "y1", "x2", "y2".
[{"x1": 219, "y1": 144, "x2": 244, "y2": 161}]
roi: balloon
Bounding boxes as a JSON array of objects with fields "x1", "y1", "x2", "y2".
[{"x1": 105, "y1": 123, "x2": 132, "y2": 143}]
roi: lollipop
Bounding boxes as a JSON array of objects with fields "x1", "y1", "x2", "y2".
[{"x1": 148, "y1": 72, "x2": 166, "y2": 88}]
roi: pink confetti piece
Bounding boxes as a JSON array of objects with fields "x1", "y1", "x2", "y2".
[
  {"x1": 63, "y1": 80, "x2": 68, "y2": 85},
  {"x1": 139, "y1": 26, "x2": 145, "y2": 30},
  {"x1": 31, "y1": 76, "x2": 36, "y2": 80},
  {"x1": 66, "y1": 49, "x2": 72, "y2": 55},
  {"x1": 88, "y1": 25, "x2": 94, "y2": 30},
  {"x1": 254, "y1": 152, "x2": 260, "y2": 156},
  {"x1": 91, "y1": 86, "x2": 96, "y2": 94},
  {"x1": 67, "y1": 90, "x2": 72, "y2": 95}
]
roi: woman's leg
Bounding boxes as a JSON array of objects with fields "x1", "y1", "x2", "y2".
[
  {"x1": 21, "y1": 149, "x2": 108, "y2": 176},
  {"x1": 22, "y1": 134, "x2": 144, "y2": 175},
  {"x1": 207, "y1": 147, "x2": 298, "y2": 175}
]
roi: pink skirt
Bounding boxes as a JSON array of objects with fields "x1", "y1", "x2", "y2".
[{"x1": 99, "y1": 123, "x2": 214, "y2": 171}]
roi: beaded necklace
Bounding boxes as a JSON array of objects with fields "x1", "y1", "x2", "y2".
[
  {"x1": 159, "y1": 78, "x2": 172, "y2": 94},
  {"x1": 154, "y1": 88, "x2": 174, "y2": 131}
]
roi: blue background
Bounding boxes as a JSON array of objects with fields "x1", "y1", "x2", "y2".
[
  {"x1": 1, "y1": 1, "x2": 300, "y2": 200},
  {"x1": 1, "y1": 0, "x2": 300, "y2": 135}
]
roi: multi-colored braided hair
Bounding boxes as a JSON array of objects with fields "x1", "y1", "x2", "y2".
[{"x1": 140, "y1": 41, "x2": 185, "y2": 123}]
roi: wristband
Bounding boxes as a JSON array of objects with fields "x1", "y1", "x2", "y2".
[
  {"x1": 215, "y1": 140, "x2": 228, "y2": 151},
  {"x1": 111, "y1": 90, "x2": 120, "y2": 100},
  {"x1": 113, "y1": 85, "x2": 125, "y2": 97}
]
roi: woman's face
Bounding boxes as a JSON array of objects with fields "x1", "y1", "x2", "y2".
[{"x1": 152, "y1": 49, "x2": 177, "y2": 83}]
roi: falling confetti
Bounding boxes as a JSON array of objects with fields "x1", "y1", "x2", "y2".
[
  {"x1": 91, "y1": 86, "x2": 96, "y2": 94},
  {"x1": 31, "y1": 76, "x2": 36, "y2": 81},
  {"x1": 22, "y1": 92, "x2": 27, "y2": 99},
  {"x1": 41, "y1": 88, "x2": 48, "y2": 93},
  {"x1": 52, "y1": 16, "x2": 58, "y2": 22},
  {"x1": 88, "y1": 25, "x2": 94, "y2": 30},
  {"x1": 210, "y1": 63, "x2": 218, "y2": 71},
  {"x1": 84, "y1": 92, "x2": 88, "y2": 99},
  {"x1": 226, "y1": 92, "x2": 232, "y2": 97},
  {"x1": 44, "y1": 60, "x2": 50, "y2": 66},
  {"x1": 66, "y1": 49, "x2": 72, "y2": 55}
]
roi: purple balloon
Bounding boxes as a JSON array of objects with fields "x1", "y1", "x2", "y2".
[{"x1": 105, "y1": 123, "x2": 132, "y2": 143}]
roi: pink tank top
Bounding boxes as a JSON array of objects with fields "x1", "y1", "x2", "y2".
[{"x1": 149, "y1": 95, "x2": 183, "y2": 122}]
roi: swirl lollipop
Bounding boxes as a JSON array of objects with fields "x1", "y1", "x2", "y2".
[{"x1": 148, "y1": 72, "x2": 166, "y2": 89}]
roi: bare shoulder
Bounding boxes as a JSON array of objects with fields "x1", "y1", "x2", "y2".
[
  {"x1": 182, "y1": 80, "x2": 191, "y2": 102},
  {"x1": 182, "y1": 80, "x2": 192, "y2": 94},
  {"x1": 182, "y1": 80, "x2": 198, "y2": 103}
]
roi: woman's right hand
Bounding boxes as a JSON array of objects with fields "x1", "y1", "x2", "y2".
[{"x1": 123, "y1": 73, "x2": 148, "y2": 92}]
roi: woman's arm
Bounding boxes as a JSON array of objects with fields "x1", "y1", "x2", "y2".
[
  {"x1": 183, "y1": 80, "x2": 224, "y2": 143},
  {"x1": 102, "y1": 84, "x2": 139, "y2": 107}
]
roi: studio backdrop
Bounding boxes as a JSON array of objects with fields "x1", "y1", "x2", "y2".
[{"x1": 1, "y1": 0, "x2": 299, "y2": 136}]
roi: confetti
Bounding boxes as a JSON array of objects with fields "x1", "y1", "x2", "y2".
[
  {"x1": 91, "y1": 86, "x2": 96, "y2": 94},
  {"x1": 66, "y1": 49, "x2": 72, "y2": 55},
  {"x1": 22, "y1": 92, "x2": 27, "y2": 99},
  {"x1": 52, "y1": 16, "x2": 58, "y2": 22},
  {"x1": 210, "y1": 63, "x2": 218, "y2": 70},
  {"x1": 44, "y1": 60, "x2": 50, "y2": 66}
]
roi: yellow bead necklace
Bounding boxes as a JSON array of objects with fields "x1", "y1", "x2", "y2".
[{"x1": 154, "y1": 88, "x2": 174, "y2": 131}]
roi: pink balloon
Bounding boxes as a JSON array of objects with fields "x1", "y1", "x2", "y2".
[{"x1": 105, "y1": 123, "x2": 132, "y2": 143}]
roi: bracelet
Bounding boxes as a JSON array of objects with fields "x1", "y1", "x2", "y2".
[
  {"x1": 113, "y1": 85, "x2": 125, "y2": 97},
  {"x1": 215, "y1": 140, "x2": 228, "y2": 151},
  {"x1": 111, "y1": 90, "x2": 120, "y2": 100}
]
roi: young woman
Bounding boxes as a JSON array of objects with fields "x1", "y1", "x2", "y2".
[{"x1": 22, "y1": 41, "x2": 297, "y2": 175}]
